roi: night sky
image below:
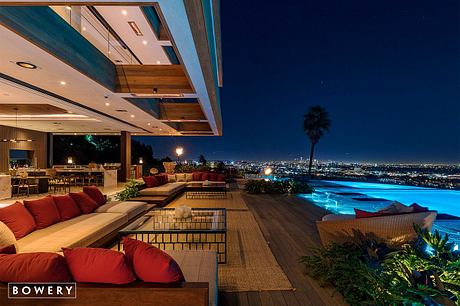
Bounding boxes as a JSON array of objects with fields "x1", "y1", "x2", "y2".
[{"x1": 136, "y1": 0, "x2": 460, "y2": 163}]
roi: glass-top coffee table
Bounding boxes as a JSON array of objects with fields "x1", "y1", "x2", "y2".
[
  {"x1": 185, "y1": 182, "x2": 227, "y2": 199},
  {"x1": 118, "y1": 208, "x2": 227, "y2": 263}
]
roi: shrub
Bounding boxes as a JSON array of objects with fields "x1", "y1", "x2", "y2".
[
  {"x1": 115, "y1": 179, "x2": 143, "y2": 201},
  {"x1": 300, "y1": 227, "x2": 460, "y2": 305},
  {"x1": 244, "y1": 179, "x2": 314, "y2": 194}
]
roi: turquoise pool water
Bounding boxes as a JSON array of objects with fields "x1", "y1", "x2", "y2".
[{"x1": 301, "y1": 180, "x2": 460, "y2": 217}]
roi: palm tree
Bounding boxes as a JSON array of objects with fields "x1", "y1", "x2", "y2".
[{"x1": 303, "y1": 105, "x2": 331, "y2": 179}]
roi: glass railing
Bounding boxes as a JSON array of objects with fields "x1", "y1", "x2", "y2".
[{"x1": 50, "y1": 6, "x2": 140, "y2": 64}]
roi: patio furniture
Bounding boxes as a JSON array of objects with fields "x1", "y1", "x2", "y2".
[
  {"x1": 316, "y1": 211, "x2": 437, "y2": 247},
  {"x1": 163, "y1": 161, "x2": 177, "y2": 174},
  {"x1": 118, "y1": 208, "x2": 227, "y2": 263},
  {"x1": 186, "y1": 182, "x2": 227, "y2": 199}
]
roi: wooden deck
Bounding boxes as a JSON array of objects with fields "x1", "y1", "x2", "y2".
[{"x1": 219, "y1": 193, "x2": 346, "y2": 306}]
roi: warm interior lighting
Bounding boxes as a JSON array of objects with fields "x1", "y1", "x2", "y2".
[
  {"x1": 122, "y1": 10, "x2": 127, "y2": 15},
  {"x1": 16, "y1": 62, "x2": 37, "y2": 69},
  {"x1": 142, "y1": 40, "x2": 148, "y2": 45},
  {"x1": 105, "y1": 102, "x2": 110, "y2": 106},
  {"x1": 60, "y1": 81, "x2": 66, "y2": 85},
  {"x1": 147, "y1": 123, "x2": 151, "y2": 126},
  {"x1": 66, "y1": 6, "x2": 71, "y2": 11},
  {"x1": 156, "y1": 60, "x2": 161, "y2": 64},
  {"x1": 128, "y1": 21, "x2": 143, "y2": 36},
  {"x1": 130, "y1": 114, "x2": 135, "y2": 118}
]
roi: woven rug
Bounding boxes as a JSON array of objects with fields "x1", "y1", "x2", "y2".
[{"x1": 167, "y1": 191, "x2": 293, "y2": 292}]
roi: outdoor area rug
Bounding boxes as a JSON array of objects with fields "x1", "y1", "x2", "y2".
[{"x1": 169, "y1": 191, "x2": 294, "y2": 292}]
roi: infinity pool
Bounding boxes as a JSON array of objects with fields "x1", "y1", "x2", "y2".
[{"x1": 301, "y1": 180, "x2": 460, "y2": 217}]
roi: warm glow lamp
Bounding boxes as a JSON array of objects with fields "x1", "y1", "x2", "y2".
[
  {"x1": 67, "y1": 157, "x2": 73, "y2": 164},
  {"x1": 264, "y1": 167, "x2": 273, "y2": 176},
  {"x1": 139, "y1": 157, "x2": 143, "y2": 164},
  {"x1": 175, "y1": 147, "x2": 184, "y2": 164}
]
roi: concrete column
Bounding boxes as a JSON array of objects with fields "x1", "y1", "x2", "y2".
[{"x1": 120, "y1": 131, "x2": 131, "y2": 182}]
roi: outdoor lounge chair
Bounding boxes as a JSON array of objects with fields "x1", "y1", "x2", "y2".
[{"x1": 316, "y1": 211, "x2": 437, "y2": 247}]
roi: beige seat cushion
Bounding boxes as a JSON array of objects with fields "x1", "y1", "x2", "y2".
[
  {"x1": 139, "y1": 182, "x2": 186, "y2": 196},
  {"x1": 185, "y1": 173, "x2": 194, "y2": 182},
  {"x1": 0, "y1": 221, "x2": 18, "y2": 252},
  {"x1": 95, "y1": 201, "x2": 147, "y2": 220},
  {"x1": 17, "y1": 213, "x2": 128, "y2": 253},
  {"x1": 176, "y1": 173, "x2": 186, "y2": 182},
  {"x1": 186, "y1": 181, "x2": 228, "y2": 186},
  {"x1": 167, "y1": 174, "x2": 177, "y2": 183},
  {"x1": 166, "y1": 250, "x2": 217, "y2": 306}
]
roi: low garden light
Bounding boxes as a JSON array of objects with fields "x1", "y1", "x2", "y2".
[
  {"x1": 175, "y1": 146, "x2": 184, "y2": 163},
  {"x1": 67, "y1": 157, "x2": 73, "y2": 164},
  {"x1": 138, "y1": 157, "x2": 143, "y2": 164},
  {"x1": 264, "y1": 167, "x2": 273, "y2": 176}
]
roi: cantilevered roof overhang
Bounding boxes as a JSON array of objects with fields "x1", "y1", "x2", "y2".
[{"x1": 0, "y1": 0, "x2": 223, "y2": 136}]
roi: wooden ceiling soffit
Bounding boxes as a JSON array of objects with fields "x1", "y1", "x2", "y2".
[
  {"x1": 164, "y1": 121, "x2": 212, "y2": 132},
  {"x1": 159, "y1": 102, "x2": 206, "y2": 121},
  {"x1": 115, "y1": 65, "x2": 194, "y2": 95}
]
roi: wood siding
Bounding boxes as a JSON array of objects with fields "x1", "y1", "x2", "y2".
[{"x1": 0, "y1": 125, "x2": 47, "y2": 173}]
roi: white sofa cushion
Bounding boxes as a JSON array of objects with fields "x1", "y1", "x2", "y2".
[
  {"x1": 17, "y1": 213, "x2": 128, "y2": 253},
  {"x1": 95, "y1": 201, "x2": 147, "y2": 220},
  {"x1": 0, "y1": 221, "x2": 18, "y2": 252},
  {"x1": 166, "y1": 250, "x2": 218, "y2": 306},
  {"x1": 139, "y1": 182, "x2": 186, "y2": 196}
]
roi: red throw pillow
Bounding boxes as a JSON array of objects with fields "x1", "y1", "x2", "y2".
[
  {"x1": 209, "y1": 173, "x2": 218, "y2": 181},
  {"x1": 123, "y1": 237, "x2": 185, "y2": 283},
  {"x1": 0, "y1": 252, "x2": 71, "y2": 282},
  {"x1": 143, "y1": 176, "x2": 159, "y2": 188},
  {"x1": 53, "y1": 195, "x2": 82, "y2": 221},
  {"x1": 63, "y1": 248, "x2": 135, "y2": 284},
  {"x1": 154, "y1": 174, "x2": 168, "y2": 185},
  {"x1": 192, "y1": 172, "x2": 202, "y2": 181},
  {"x1": 217, "y1": 174, "x2": 226, "y2": 182},
  {"x1": 410, "y1": 203, "x2": 429, "y2": 213},
  {"x1": 0, "y1": 202, "x2": 36, "y2": 239},
  {"x1": 354, "y1": 208, "x2": 386, "y2": 218},
  {"x1": 201, "y1": 172, "x2": 210, "y2": 181},
  {"x1": 69, "y1": 192, "x2": 99, "y2": 214},
  {"x1": 83, "y1": 186, "x2": 106, "y2": 206},
  {"x1": 0, "y1": 245, "x2": 16, "y2": 254},
  {"x1": 23, "y1": 197, "x2": 60, "y2": 229}
]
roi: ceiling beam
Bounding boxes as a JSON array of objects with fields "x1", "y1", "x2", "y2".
[
  {"x1": 115, "y1": 65, "x2": 194, "y2": 95},
  {"x1": 159, "y1": 102, "x2": 206, "y2": 121}
]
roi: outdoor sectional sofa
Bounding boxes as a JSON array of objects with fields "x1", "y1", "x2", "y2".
[
  {"x1": 138, "y1": 172, "x2": 227, "y2": 206},
  {"x1": 0, "y1": 188, "x2": 218, "y2": 306}
]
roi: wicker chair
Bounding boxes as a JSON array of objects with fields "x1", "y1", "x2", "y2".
[
  {"x1": 316, "y1": 211, "x2": 437, "y2": 247},
  {"x1": 163, "y1": 162, "x2": 177, "y2": 174}
]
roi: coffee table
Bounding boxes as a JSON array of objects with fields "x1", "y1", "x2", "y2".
[
  {"x1": 118, "y1": 208, "x2": 227, "y2": 263},
  {"x1": 185, "y1": 182, "x2": 227, "y2": 199}
]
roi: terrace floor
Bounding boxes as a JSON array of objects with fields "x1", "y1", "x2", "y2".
[{"x1": 167, "y1": 186, "x2": 346, "y2": 306}]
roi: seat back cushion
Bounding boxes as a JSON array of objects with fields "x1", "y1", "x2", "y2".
[
  {"x1": 0, "y1": 202, "x2": 36, "y2": 239},
  {"x1": 143, "y1": 176, "x2": 159, "y2": 188},
  {"x1": 63, "y1": 248, "x2": 135, "y2": 284},
  {"x1": 193, "y1": 172, "x2": 202, "y2": 181},
  {"x1": 185, "y1": 173, "x2": 194, "y2": 182},
  {"x1": 0, "y1": 252, "x2": 71, "y2": 282},
  {"x1": 154, "y1": 174, "x2": 168, "y2": 185},
  {"x1": 123, "y1": 237, "x2": 184, "y2": 283},
  {"x1": 69, "y1": 192, "x2": 99, "y2": 214},
  {"x1": 53, "y1": 195, "x2": 82, "y2": 221},
  {"x1": 0, "y1": 221, "x2": 18, "y2": 253},
  {"x1": 209, "y1": 173, "x2": 218, "y2": 181},
  {"x1": 23, "y1": 197, "x2": 61, "y2": 229},
  {"x1": 201, "y1": 172, "x2": 210, "y2": 181},
  {"x1": 176, "y1": 173, "x2": 186, "y2": 182},
  {"x1": 83, "y1": 186, "x2": 106, "y2": 206},
  {"x1": 217, "y1": 174, "x2": 226, "y2": 182},
  {"x1": 0, "y1": 245, "x2": 16, "y2": 254},
  {"x1": 167, "y1": 174, "x2": 177, "y2": 183}
]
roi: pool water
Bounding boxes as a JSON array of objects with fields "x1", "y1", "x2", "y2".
[{"x1": 299, "y1": 180, "x2": 460, "y2": 246}]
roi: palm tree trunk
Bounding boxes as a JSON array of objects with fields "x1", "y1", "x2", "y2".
[{"x1": 308, "y1": 142, "x2": 315, "y2": 179}]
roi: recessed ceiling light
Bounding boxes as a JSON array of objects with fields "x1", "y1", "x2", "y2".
[
  {"x1": 82, "y1": 27, "x2": 86, "y2": 31},
  {"x1": 16, "y1": 62, "x2": 37, "y2": 69},
  {"x1": 66, "y1": 6, "x2": 72, "y2": 11},
  {"x1": 142, "y1": 40, "x2": 148, "y2": 45},
  {"x1": 159, "y1": 128, "x2": 162, "y2": 131},
  {"x1": 156, "y1": 60, "x2": 160, "y2": 64},
  {"x1": 130, "y1": 114, "x2": 135, "y2": 118},
  {"x1": 122, "y1": 10, "x2": 127, "y2": 15},
  {"x1": 60, "y1": 81, "x2": 66, "y2": 85},
  {"x1": 147, "y1": 123, "x2": 151, "y2": 126},
  {"x1": 128, "y1": 21, "x2": 143, "y2": 36},
  {"x1": 73, "y1": 133, "x2": 77, "y2": 135},
  {"x1": 108, "y1": 51, "x2": 112, "y2": 54},
  {"x1": 105, "y1": 102, "x2": 110, "y2": 106}
]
